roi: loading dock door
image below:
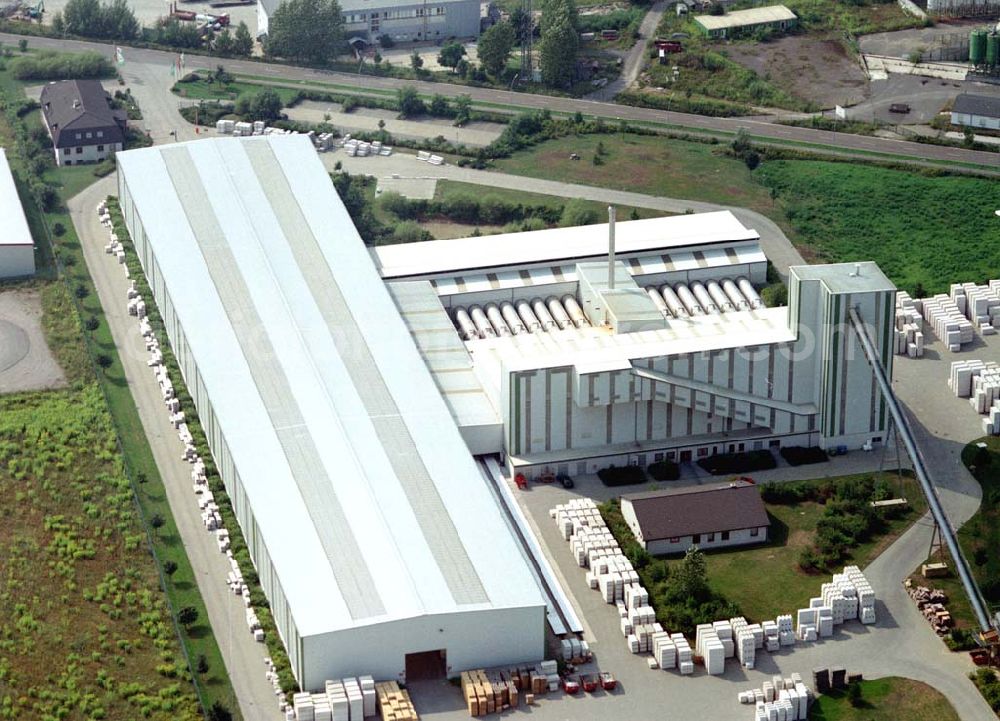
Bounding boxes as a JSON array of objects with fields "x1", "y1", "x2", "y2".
[{"x1": 405, "y1": 649, "x2": 447, "y2": 681}]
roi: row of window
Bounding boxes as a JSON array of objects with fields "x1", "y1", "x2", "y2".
[
  {"x1": 74, "y1": 130, "x2": 104, "y2": 140},
  {"x1": 63, "y1": 145, "x2": 107, "y2": 154},
  {"x1": 667, "y1": 528, "x2": 759, "y2": 544},
  {"x1": 345, "y1": 5, "x2": 444, "y2": 21}
]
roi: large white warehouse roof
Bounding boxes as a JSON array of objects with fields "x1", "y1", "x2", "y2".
[
  {"x1": 0, "y1": 148, "x2": 32, "y2": 248},
  {"x1": 116, "y1": 136, "x2": 544, "y2": 639}
]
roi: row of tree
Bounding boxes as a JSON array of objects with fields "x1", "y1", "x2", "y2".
[{"x1": 476, "y1": 0, "x2": 580, "y2": 87}]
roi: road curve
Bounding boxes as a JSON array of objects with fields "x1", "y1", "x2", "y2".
[{"x1": 4, "y1": 31, "x2": 999, "y2": 171}]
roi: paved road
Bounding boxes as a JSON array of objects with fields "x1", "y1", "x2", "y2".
[
  {"x1": 68, "y1": 176, "x2": 279, "y2": 721},
  {"x1": 585, "y1": 1, "x2": 667, "y2": 102},
  {"x1": 335, "y1": 152, "x2": 806, "y2": 277},
  {"x1": 5, "y1": 31, "x2": 1000, "y2": 170}
]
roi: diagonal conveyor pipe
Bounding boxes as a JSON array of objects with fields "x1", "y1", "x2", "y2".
[{"x1": 849, "y1": 305, "x2": 994, "y2": 633}]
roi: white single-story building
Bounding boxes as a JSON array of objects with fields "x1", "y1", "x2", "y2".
[
  {"x1": 694, "y1": 4, "x2": 797, "y2": 38},
  {"x1": 950, "y1": 93, "x2": 1000, "y2": 131},
  {"x1": 0, "y1": 148, "x2": 35, "y2": 279},
  {"x1": 620, "y1": 481, "x2": 770, "y2": 555}
]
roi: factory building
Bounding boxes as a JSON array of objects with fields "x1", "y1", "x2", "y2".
[
  {"x1": 0, "y1": 148, "x2": 35, "y2": 278},
  {"x1": 950, "y1": 93, "x2": 1000, "y2": 131},
  {"x1": 257, "y1": 0, "x2": 481, "y2": 42},
  {"x1": 375, "y1": 215, "x2": 896, "y2": 479},
  {"x1": 115, "y1": 136, "x2": 546, "y2": 692}
]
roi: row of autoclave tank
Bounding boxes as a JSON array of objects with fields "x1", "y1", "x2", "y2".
[{"x1": 453, "y1": 278, "x2": 765, "y2": 341}]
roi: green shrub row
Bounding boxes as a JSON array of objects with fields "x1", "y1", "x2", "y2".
[
  {"x1": 9, "y1": 49, "x2": 114, "y2": 80},
  {"x1": 696, "y1": 449, "x2": 776, "y2": 475},
  {"x1": 647, "y1": 460, "x2": 680, "y2": 481},
  {"x1": 779, "y1": 445, "x2": 828, "y2": 466},
  {"x1": 597, "y1": 465, "x2": 648, "y2": 486}
]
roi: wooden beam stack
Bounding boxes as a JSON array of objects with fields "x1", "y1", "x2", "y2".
[
  {"x1": 375, "y1": 681, "x2": 417, "y2": 721},
  {"x1": 460, "y1": 669, "x2": 527, "y2": 717}
]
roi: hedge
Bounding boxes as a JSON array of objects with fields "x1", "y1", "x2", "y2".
[
  {"x1": 647, "y1": 460, "x2": 680, "y2": 481},
  {"x1": 597, "y1": 465, "x2": 648, "y2": 487},
  {"x1": 779, "y1": 445, "x2": 828, "y2": 466},
  {"x1": 696, "y1": 449, "x2": 777, "y2": 475}
]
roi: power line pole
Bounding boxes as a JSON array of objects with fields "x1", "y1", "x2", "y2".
[{"x1": 520, "y1": 0, "x2": 533, "y2": 82}]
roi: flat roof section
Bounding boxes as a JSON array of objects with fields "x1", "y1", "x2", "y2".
[
  {"x1": 790, "y1": 262, "x2": 895, "y2": 295},
  {"x1": 0, "y1": 149, "x2": 33, "y2": 247},
  {"x1": 116, "y1": 136, "x2": 544, "y2": 638},
  {"x1": 373, "y1": 211, "x2": 760, "y2": 280}
]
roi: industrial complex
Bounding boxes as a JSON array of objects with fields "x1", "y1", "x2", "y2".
[{"x1": 110, "y1": 134, "x2": 905, "y2": 697}]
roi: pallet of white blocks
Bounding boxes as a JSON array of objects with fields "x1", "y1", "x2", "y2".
[
  {"x1": 695, "y1": 623, "x2": 726, "y2": 675},
  {"x1": 730, "y1": 616, "x2": 758, "y2": 669},
  {"x1": 894, "y1": 291, "x2": 925, "y2": 357},
  {"x1": 954, "y1": 281, "x2": 1000, "y2": 335},
  {"x1": 293, "y1": 676, "x2": 378, "y2": 721},
  {"x1": 923, "y1": 292, "x2": 974, "y2": 351},
  {"x1": 739, "y1": 673, "x2": 812, "y2": 721}
]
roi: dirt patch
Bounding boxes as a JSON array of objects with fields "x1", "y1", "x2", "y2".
[
  {"x1": 0, "y1": 288, "x2": 67, "y2": 394},
  {"x1": 421, "y1": 221, "x2": 508, "y2": 239},
  {"x1": 726, "y1": 35, "x2": 869, "y2": 108}
]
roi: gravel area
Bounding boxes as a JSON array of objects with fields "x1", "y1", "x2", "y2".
[{"x1": 0, "y1": 288, "x2": 67, "y2": 394}]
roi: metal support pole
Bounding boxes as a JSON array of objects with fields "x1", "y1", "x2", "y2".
[{"x1": 607, "y1": 206, "x2": 616, "y2": 291}]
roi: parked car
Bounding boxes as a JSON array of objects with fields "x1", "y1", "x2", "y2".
[
  {"x1": 581, "y1": 674, "x2": 598, "y2": 692},
  {"x1": 599, "y1": 671, "x2": 617, "y2": 691},
  {"x1": 562, "y1": 676, "x2": 582, "y2": 694},
  {"x1": 556, "y1": 473, "x2": 574, "y2": 489}
]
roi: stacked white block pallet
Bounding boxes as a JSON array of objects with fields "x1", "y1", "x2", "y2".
[
  {"x1": 293, "y1": 676, "x2": 375, "y2": 721},
  {"x1": 843, "y1": 566, "x2": 876, "y2": 624},
  {"x1": 954, "y1": 280, "x2": 1000, "y2": 335},
  {"x1": 739, "y1": 673, "x2": 812, "y2": 720},
  {"x1": 894, "y1": 291, "x2": 925, "y2": 358},
  {"x1": 730, "y1": 616, "x2": 759, "y2": 669},
  {"x1": 922, "y1": 291, "x2": 973, "y2": 351},
  {"x1": 948, "y1": 360, "x2": 1000, "y2": 434},
  {"x1": 695, "y1": 624, "x2": 725, "y2": 675}
]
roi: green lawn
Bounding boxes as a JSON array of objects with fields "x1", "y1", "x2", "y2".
[
  {"x1": 755, "y1": 160, "x2": 1000, "y2": 295},
  {"x1": 811, "y1": 677, "x2": 960, "y2": 721},
  {"x1": 494, "y1": 133, "x2": 781, "y2": 217},
  {"x1": 172, "y1": 77, "x2": 301, "y2": 104},
  {"x1": 703, "y1": 472, "x2": 924, "y2": 623},
  {"x1": 960, "y1": 438, "x2": 1000, "y2": 612}
]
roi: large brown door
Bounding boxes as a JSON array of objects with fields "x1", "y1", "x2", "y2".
[{"x1": 405, "y1": 649, "x2": 447, "y2": 681}]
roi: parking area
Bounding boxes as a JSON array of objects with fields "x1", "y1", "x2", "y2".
[
  {"x1": 38, "y1": 0, "x2": 257, "y2": 33},
  {"x1": 0, "y1": 288, "x2": 66, "y2": 394}
]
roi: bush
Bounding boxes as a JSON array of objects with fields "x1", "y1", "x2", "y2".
[
  {"x1": 647, "y1": 460, "x2": 680, "y2": 481},
  {"x1": 597, "y1": 465, "x2": 647, "y2": 487},
  {"x1": 779, "y1": 446, "x2": 827, "y2": 466},
  {"x1": 84, "y1": 316, "x2": 100, "y2": 332},
  {"x1": 10, "y1": 51, "x2": 113, "y2": 80},
  {"x1": 177, "y1": 606, "x2": 199, "y2": 628},
  {"x1": 697, "y1": 449, "x2": 776, "y2": 475},
  {"x1": 234, "y1": 89, "x2": 283, "y2": 122},
  {"x1": 397, "y1": 86, "x2": 425, "y2": 118},
  {"x1": 560, "y1": 198, "x2": 599, "y2": 227},
  {"x1": 388, "y1": 221, "x2": 432, "y2": 244},
  {"x1": 760, "y1": 480, "x2": 819, "y2": 504},
  {"x1": 761, "y1": 282, "x2": 788, "y2": 307},
  {"x1": 52, "y1": 222, "x2": 66, "y2": 237},
  {"x1": 163, "y1": 559, "x2": 178, "y2": 576}
]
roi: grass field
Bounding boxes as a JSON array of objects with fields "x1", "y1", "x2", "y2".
[
  {"x1": 703, "y1": 472, "x2": 924, "y2": 622},
  {"x1": 811, "y1": 677, "x2": 960, "y2": 721},
  {"x1": 959, "y1": 438, "x2": 1000, "y2": 611},
  {"x1": 494, "y1": 133, "x2": 780, "y2": 216},
  {"x1": 172, "y1": 76, "x2": 301, "y2": 104},
  {"x1": 755, "y1": 160, "x2": 1000, "y2": 294}
]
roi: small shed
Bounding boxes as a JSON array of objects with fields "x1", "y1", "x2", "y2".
[
  {"x1": 694, "y1": 5, "x2": 796, "y2": 39},
  {"x1": 950, "y1": 93, "x2": 1000, "y2": 131},
  {"x1": 621, "y1": 480, "x2": 770, "y2": 555}
]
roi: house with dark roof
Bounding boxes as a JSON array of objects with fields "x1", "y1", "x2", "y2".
[
  {"x1": 39, "y1": 80, "x2": 127, "y2": 166},
  {"x1": 951, "y1": 93, "x2": 1000, "y2": 131},
  {"x1": 620, "y1": 480, "x2": 770, "y2": 555}
]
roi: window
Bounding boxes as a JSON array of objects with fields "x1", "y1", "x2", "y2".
[
  {"x1": 653, "y1": 452, "x2": 663, "y2": 462},
  {"x1": 97, "y1": 145, "x2": 104, "y2": 152},
  {"x1": 697, "y1": 447, "x2": 708, "y2": 457},
  {"x1": 75, "y1": 147, "x2": 82, "y2": 154},
  {"x1": 706, "y1": 532, "x2": 715, "y2": 542},
  {"x1": 666, "y1": 451, "x2": 676, "y2": 460},
  {"x1": 75, "y1": 133, "x2": 82, "y2": 140},
  {"x1": 668, "y1": 537, "x2": 679, "y2": 544},
  {"x1": 750, "y1": 527, "x2": 760, "y2": 537},
  {"x1": 97, "y1": 131, "x2": 103, "y2": 138},
  {"x1": 65, "y1": 159, "x2": 72, "y2": 165},
  {"x1": 692, "y1": 534, "x2": 700, "y2": 544},
  {"x1": 721, "y1": 530, "x2": 730, "y2": 541},
  {"x1": 769, "y1": 439, "x2": 781, "y2": 448},
  {"x1": 86, "y1": 132, "x2": 92, "y2": 139}
]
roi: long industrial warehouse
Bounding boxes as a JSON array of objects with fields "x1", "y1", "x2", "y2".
[{"x1": 115, "y1": 136, "x2": 547, "y2": 691}]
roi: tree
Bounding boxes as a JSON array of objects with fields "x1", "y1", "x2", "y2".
[
  {"x1": 675, "y1": 546, "x2": 709, "y2": 600},
  {"x1": 207, "y1": 701, "x2": 233, "y2": 721},
  {"x1": 18, "y1": 39, "x2": 27, "y2": 53},
  {"x1": 477, "y1": 21, "x2": 515, "y2": 77},
  {"x1": 539, "y1": 0, "x2": 577, "y2": 35},
  {"x1": 266, "y1": 0, "x2": 344, "y2": 65},
  {"x1": 213, "y1": 28, "x2": 235, "y2": 55},
  {"x1": 396, "y1": 86, "x2": 425, "y2": 118},
  {"x1": 163, "y1": 560, "x2": 178, "y2": 576},
  {"x1": 560, "y1": 198, "x2": 598, "y2": 227},
  {"x1": 539, "y1": 17, "x2": 577, "y2": 88},
  {"x1": 429, "y1": 94, "x2": 449, "y2": 117},
  {"x1": 410, "y1": 49, "x2": 423, "y2": 71},
  {"x1": 453, "y1": 94, "x2": 472, "y2": 126},
  {"x1": 233, "y1": 21, "x2": 254, "y2": 57},
  {"x1": 196, "y1": 654, "x2": 210, "y2": 674},
  {"x1": 102, "y1": 0, "x2": 139, "y2": 40},
  {"x1": 509, "y1": 5, "x2": 532, "y2": 46},
  {"x1": 51, "y1": 12, "x2": 65, "y2": 34},
  {"x1": 847, "y1": 681, "x2": 863, "y2": 707},
  {"x1": 213, "y1": 64, "x2": 233, "y2": 85},
  {"x1": 84, "y1": 316, "x2": 100, "y2": 331},
  {"x1": 437, "y1": 41, "x2": 465, "y2": 71},
  {"x1": 178, "y1": 606, "x2": 199, "y2": 628},
  {"x1": 96, "y1": 354, "x2": 113, "y2": 370},
  {"x1": 235, "y1": 89, "x2": 283, "y2": 122}
]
